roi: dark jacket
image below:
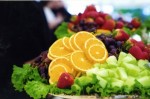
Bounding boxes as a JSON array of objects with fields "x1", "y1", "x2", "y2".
[{"x1": 0, "y1": 1, "x2": 56, "y2": 99}]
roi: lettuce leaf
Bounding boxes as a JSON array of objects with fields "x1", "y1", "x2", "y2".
[
  {"x1": 71, "y1": 83, "x2": 82, "y2": 95},
  {"x1": 24, "y1": 81, "x2": 50, "y2": 99},
  {"x1": 54, "y1": 22, "x2": 73, "y2": 39},
  {"x1": 11, "y1": 64, "x2": 33, "y2": 91},
  {"x1": 49, "y1": 83, "x2": 72, "y2": 95},
  {"x1": 11, "y1": 64, "x2": 48, "y2": 98}
]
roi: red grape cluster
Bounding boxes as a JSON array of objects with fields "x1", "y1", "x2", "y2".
[
  {"x1": 31, "y1": 51, "x2": 51, "y2": 80},
  {"x1": 70, "y1": 15, "x2": 97, "y2": 32},
  {"x1": 96, "y1": 34, "x2": 127, "y2": 58}
]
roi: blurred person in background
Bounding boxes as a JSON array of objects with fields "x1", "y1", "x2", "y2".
[
  {"x1": 41, "y1": 0, "x2": 71, "y2": 33},
  {"x1": 0, "y1": 1, "x2": 55, "y2": 99}
]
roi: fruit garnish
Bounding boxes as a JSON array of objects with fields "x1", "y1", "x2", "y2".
[
  {"x1": 84, "y1": 37, "x2": 105, "y2": 50},
  {"x1": 129, "y1": 45, "x2": 149, "y2": 60},
  {"x1": 62, "y1": 37, "x2": 73, "y2": 51},
  {"x1": 84, "y1": 4, "x2": 97, "y2": 13},
  {"x1": 48, "y1": 57, "x2": 73, "y2": 71},
  {"x1": 130, "y1": 17, "x2": 141, "y2": 28},
  {"x1": 115, "y1": 21, "x2": 124, "y2": 29},
  {"x1": 47, "y1": 52, "x2": 55, "y2": 60},
  {"x1": 47, "y1": 31, "x2": 108, "y2": 84},
  {"x1": 95, "y1": 16, "x2": 105, "y2": 26},
  {"x1": 124, "y1": 38, "x2": 150, "y2": 60},
  {"x1": 72, "y1": 31, "x2": 95, "y2": 50},
  {"x1": 70, "y1": 50, "x2": 93, "y2": 72},
  {"x1": 101, "y1": 19, "x2": 116, "y2": 31},
  {"x1": 48, "y1": 38, "x2": 72, "y2": 58},
  {"x1": 84, "y1": 11, "x2": 99, "y2": 19},
  {"x1": 96, "y1": 34, "x2": 126, "y2": 57},
  {"x1": 69, "y1": 34, "x2": 79, "y2": 51},
  {"x1": 129, "y1": 45, "x2": 144, "y2": 60},
  {"x1": 129, "y1": 39, "x2": 145, "y2": 50},
  {"x1": 49, "y1": 64, "x2": 72, "y2": 84},
  {"x1": 67, "y1": 5, "x2": 117, "y2": 33},
  {"x1": 57, "y1": 72, "x2": 74, "y2": 89},
  {"x1": 114, "y1": 29, "x2": 130, "y2": 41},
  {"x1": 85, "y1": 44, "x2": 108, "y2": 63}
]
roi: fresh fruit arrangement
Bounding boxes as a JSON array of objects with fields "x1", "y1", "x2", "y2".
[
  {"x1": 55, "y1": 5, "x2": 143, "y2": 39},
  {"x1": 11, "y1": 5, "x2": 150, "y2": 99},
  {"x1": 47, "y1": 31, "x2": 108, "y2": 85},
  {"x1": 67, "y1": 5, "x2": 141, "y2": 33}
]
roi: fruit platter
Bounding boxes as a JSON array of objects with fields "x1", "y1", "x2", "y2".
[{"x1": 11, "y1": 5, "x2": 150, "y2": 99}]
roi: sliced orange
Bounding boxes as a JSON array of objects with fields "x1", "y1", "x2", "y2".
[
  {"x1": 73, "y1": 31, "x2": 95, "y2": 50},
  {"x1": 49, "y1": 63, "x2": 72, "y2": 75},
  {"x1": 70, "y1": 50, "x2": 93, "y2": 72},
  {"x1": 47, "y1": 53, "x2": 54, "y2": 60},
  {"x1": 49, "y1": 57, "x2": 73, "y2": 74},
  {"x1": 69, "y1": 34, "x2": 79, "y2": 51},
  {"x1": 62, "y1": 37, "x2": 72, "y2": 51},
  {"x1": 49, "y1": 64, "x2": 71, "y2": 84},
  {"x1": 86, "y1": 44, "x2": 108, "y2": 63},
  {"x1": 48, "y1": 38, "x2": 72, "y2": 58},
  {"x1": 84, "y1": 38, "x2": 105, "y2": 50}
]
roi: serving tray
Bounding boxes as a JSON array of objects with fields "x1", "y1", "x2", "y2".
[{"x1": 48, "y1": 94, "x2": 140, "y2": 99}]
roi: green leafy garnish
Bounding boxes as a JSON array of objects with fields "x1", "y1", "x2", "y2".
[
  {"x1": 11, "y1": 64, "x2": 48, "y2": 99},
  {"x1": 54, "y1": 22, "x2": 73, "y2": 39},
  {"x1": 11, "y1": 52, "x2": 150, "y2": 98},
  {"x1": 11, "y1": 64, "x2": 33, "y2": 91},
  {"x1": 24, "y1": 81, "x2": 50, "y2": 99}
]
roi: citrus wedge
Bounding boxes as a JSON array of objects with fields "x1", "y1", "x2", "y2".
[
  {"x1": 47, "y1": 53, "x2": 55, "y2": 60},
  {"x1": 48, "y1": 57, "x2": 73, "y2": 75},
  {"x1": 70, "y1": 50, "x2": 93, "y2": 72},
  {"x1": 49, "y1": 64, "x2": 72, "y2": 84},
  {"x1": 73, "y1": 31, "x2": 95, "y2": 50},
  {"x1": 84, "y1": 38, "x2": 105, "y2": 50},
  {"x1": 86, "y1": 44, "x2": 108, "y2": 63},
  {"x1": 69, "y1": 34, "x2": 79, "y2": 51},
  {"x1": 62, "y1": 37, "x2": 72, "y2": 51},
  {"x1": 48, "y1": 38, "x2": 72, "y2": 58}
]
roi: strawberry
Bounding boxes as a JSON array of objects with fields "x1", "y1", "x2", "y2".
[
  {"x1": 144, "y1": 45, "x2": 150, "y2": 60},
  {"x1": 99, "y1": 12, "x2": 111, "y2": 20},
  {"x1": 84, "y1": 11, "x2": 99, "y2": 19},
  {"x1": 129, "y1": 45, "x2": 149, "y2": 60},
  {"x1": 57, "y1": 72, "x2": 74, "y2": 89},
  {"x1": 101, "y1": 19, "x2": 116, "y2": 31},
  {"x1": 124, "y1": 39, "x2": 136, "y2": 50},
  {"x1": 84, "y1": 5, "x2": 97, "y2": 13},
  {"x1": 125, "y1": 38, "x2": 149, "y2": 60},
  {"x1": 130, "y1": 18, "x2": 141, "y2": 28},
  {"x1": 114, "y1": 29, "x2": 130, "y2": 41},
  {"x1": 127, "y1": 39, "x2": 145, "y2": 50},
  {"x1": 128, "y1": 39, "x2": 138, "y2": 45},
  {"x1": 115, "y1": 21, "x2": 124, "y2": 29},
  {"x1": 135, "y1": 41, "x2": 145, "y2": 51},
  {"x1": 95, "y1": 16, "x2": 104, "y2": 26},
  {"x1": 142, "y1": 52, "x2": 149, "y2": 60}
]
